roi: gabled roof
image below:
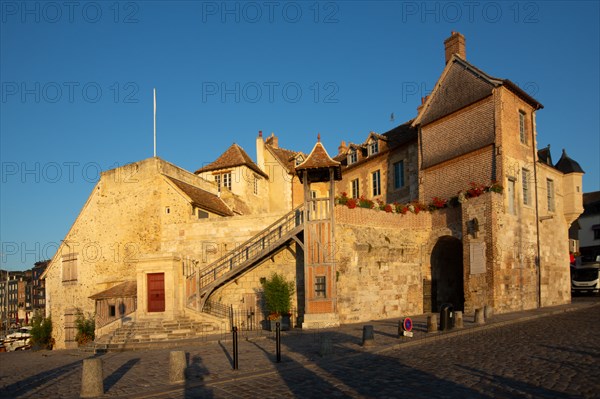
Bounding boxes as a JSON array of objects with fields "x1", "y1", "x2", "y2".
[
  {"x1": 266, "y1": 144, "x2": 304, "y2": 173},
  {"x1": 555, "y1": 149, "x2": 584, "y2": 174},
  {"x1": 164, "y1": 176, "x2": 234, "y2": 216},
  {"x1": 296, "y1": 137, "x2": 342, "y2": 182},
  {"x1": 89, "y1": 281, "x2": 136, "y2": 300},
  {"x1": 413, "y1": 55, "x2": 543, "y2": 127},
  {"x1": 195, "y1": 143, "x2": 268, "y2": 179}
]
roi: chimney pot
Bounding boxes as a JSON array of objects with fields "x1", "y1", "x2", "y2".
[{"x1": 258, "y1": 130, "x2": 262, "y2": 137}]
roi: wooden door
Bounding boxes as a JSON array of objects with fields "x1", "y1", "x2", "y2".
[{"x1": 147, "y1": 273, "x2": 165, "y2": 312}]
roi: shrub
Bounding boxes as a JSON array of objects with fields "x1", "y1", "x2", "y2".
[
  {"x1": 75, "y1": 312, "x2": 95, "y2": 346},
  {"x1": 261, "y1": 273, "x2": 295, "y2": 318},
  {"x1": 29, "y1": 312, "x2": 53, "y2": 349}
]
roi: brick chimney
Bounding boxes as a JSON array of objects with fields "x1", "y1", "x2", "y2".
[
  {"x1": 444, "y1": 31, "x2": 466, "y2": 64},
  {"x1": 338, "y1": 140, "x2": 347, "y2": 154},
  {"x1": 265, "y1": 132, "x2": 278, "y2": 148}
]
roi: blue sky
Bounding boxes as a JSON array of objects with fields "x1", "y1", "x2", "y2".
[{"x1": 1, "y1": 1, "x2": 599, "y2": 271}]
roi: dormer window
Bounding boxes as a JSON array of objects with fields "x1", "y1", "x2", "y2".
[
  {"x1": 368, "y1": 140, "x2": 379, "y2": 156},
  {"x1": 214, "y1": 172, "x2": 232, "y2": 191},
  {"x1": 295, "y1": 155, "x2": 304, "y2": 166},
  {"x1": 347, "y1": 149, "x2": 358, "y2": 165}
]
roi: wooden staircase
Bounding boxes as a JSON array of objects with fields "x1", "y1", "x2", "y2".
[{"x1": 185, "y1": 205, "x2": 305, "y2": 314}]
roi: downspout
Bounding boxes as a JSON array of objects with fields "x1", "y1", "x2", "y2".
[{"x1": 531, "y1": 111, "x2": 542, "y2": 308}]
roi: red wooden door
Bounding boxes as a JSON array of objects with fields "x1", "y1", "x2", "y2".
[{"x1": 147, "y1": 273, "x2": 165, "y2": 312}]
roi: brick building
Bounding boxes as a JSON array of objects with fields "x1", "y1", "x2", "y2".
[{"x1": 42, "y1": 32, "x2": 584, "y2": 349}]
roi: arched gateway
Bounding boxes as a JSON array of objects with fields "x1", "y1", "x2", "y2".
[{"x1": 429, "y1": 236, "x2": 464, "y2": 312}]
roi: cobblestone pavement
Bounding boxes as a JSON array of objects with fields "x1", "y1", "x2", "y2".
[{"x1": 1, "y1": 299, "x2": 599, "y2": 398}]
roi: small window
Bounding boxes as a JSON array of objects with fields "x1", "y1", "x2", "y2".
[
  {"x1": 223, "y1": 173, "x2": 232, "y2": 190},
  {"x1": 295, "y1": 155, "x2": 304, "y2": 166},
  {"x1": 508, "y1": 177, "x2": 516, "y2": 215},
  {"x1": 351, "y1": 178, "x2": 359, "y2": 198},
  {"x1": 347, "y1": 150, "x2": 357, "y2": 165},
  {"x1": 197, "y1": 209, "x2": 209, "y2": 219},
  {"x1": 546, "y1": 179, "x2": 555, "y2": 212},
  {"x1": 519, "y1": 111, "x2": 527, "y2": 144},
  {"x1": 253, "y1": 176, "x2": 259, "y2": 195},
  {"x1": 165, "y1": 207, "x2": 170, "y2": 214},
  {"x1": 393, "y1": 161, "x2": 405, "y2": 189},
  {"x1": 315, "y1": 276, "x2": 326, "y2": 298},
  {"x1": 109, "y1": 305, "x2": 116, "y2": 317},
  {"x1": 372, "y1": 170, "x2": 381, "y2": 197},
  {"x1": 369, "y1": 140, "x2": 379, "y2": 156},
  {"x1": 522, "y1": 169, "x2": 530, "y2": 205},
  {"x1": 594, "y1": 229, "x2": 600, "y2": 240},
  {"x1": 214, "y1": 174, "x2": 221, "y2": 190}
]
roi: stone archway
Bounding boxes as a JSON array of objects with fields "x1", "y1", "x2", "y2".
[{"x1": 429, "y1": 236, "x2": 464, "y2": 312}]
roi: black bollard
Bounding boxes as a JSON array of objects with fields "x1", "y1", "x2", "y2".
[
  {"x1": 276, "y1": 322, "x2": 281, "y2": 363},
  {"x1": 232, "y1": 326, "x2": 239, "y2": 370}
]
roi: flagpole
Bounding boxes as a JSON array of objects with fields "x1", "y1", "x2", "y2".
[{"x1": 153, "y1": 88, "x2": 157, "y2": 157}]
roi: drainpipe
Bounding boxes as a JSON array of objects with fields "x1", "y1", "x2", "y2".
[{"x1": 531, "y1": 111, "x2": 542, "y2": 308}]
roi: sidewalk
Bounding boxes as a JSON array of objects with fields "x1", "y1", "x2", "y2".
[{"x1": 1, "y1": 301, "x2": 598, "y2": 399}]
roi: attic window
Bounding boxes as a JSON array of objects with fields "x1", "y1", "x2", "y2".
[
  {"x1": 197, "y1": 209, "x2": 209, "y2": 219},
  {"x1": 368, "y1": 140, "x2": 379, "y2": 156},
  {"x1": 295, "y1": 156, "x2": 304, "y2": 166},
  {"x1": 347, "y1": 150, "x2": 358, "y2": 165}
]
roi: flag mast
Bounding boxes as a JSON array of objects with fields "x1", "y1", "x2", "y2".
[{"x1": 153, "y1": 88, "x2": 157, "y2": 157}]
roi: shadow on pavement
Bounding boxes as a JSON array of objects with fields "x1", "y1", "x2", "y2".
[
  {"x1": 104, "y1": 357, "x2": 140, "y2": 392},
  {"x1": 184, "y1": 353, "x2": 213, "y2": 399},
  {"x1": 0, "y1": 358, "x2": 82, "y2": 398},
  {"x1": 456, "y1": 364, "x2": 573, "y2": 398}
]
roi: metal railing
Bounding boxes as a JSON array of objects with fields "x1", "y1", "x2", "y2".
[{"x1": 185, "y1": 204, "x2": 305, "y2": 312}]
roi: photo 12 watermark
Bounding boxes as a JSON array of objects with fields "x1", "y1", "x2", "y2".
[
  {"x1": 400, "y1": 1, "x2": 540, "y2": 24},
  {"x1": 1, "y1": 81, "x2": 139, "y2": 104},
  {"x1": 1, "y1": 161, "x2": 140, "y2": 184},
  {"x1": 201, "y1": 81, "x2": 339, "y2": 104},
  {"x1": 1, "y1": 1, "x2": 140, "y2": 24},
  {"x1": 200, "y1": 1, "x2": 340, "y2": 24}
]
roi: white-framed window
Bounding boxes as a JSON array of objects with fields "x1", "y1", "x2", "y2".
[
  {"x1": 62, "y1": 253, "x2": 78, "y2": 283},
  {"x1": 522, "y1": 168, "x2": 530, "y2": 205},
  {"x1": 215, "y1": 172, "x2": 232, "y2": 191},
  {"x1": 393, "y1": 160, "x2": 405, "y2": 189},
  {"x1": 351, "y1": 178, "x2": 359, "y2": 198},
  {"x1": 507, "y1": 177, "x2": 516, "y2": 215},
  {"x1": 372, "y1": 170, "x2": 381, "y2": 197},
  {"x1": 368, "y1": 140, "x2": 379, "y2": 156},
  {"x1": 347, "y1": 150, "x2": 358, "y2": 165},
  {"x1": 547, "y1": 178, "x2": 555, "y2": 212},
  {"x1": 295, "y1": 155, "x2": 304, "y2": 166},
  {"x1": 519, "y1": 111, "x2": 527, "y2": 144}
]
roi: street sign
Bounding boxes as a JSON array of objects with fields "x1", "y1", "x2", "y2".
[
  {"x1": 402, "y1": 317, "x2": 413, "y2": 332},
  {"x1": 403, "y1": 331, "x2": 414, "y2": 337}
]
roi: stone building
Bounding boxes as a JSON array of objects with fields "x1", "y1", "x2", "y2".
[{"x1": 42, "y1": 32, "x2": 584, "y2": 349}]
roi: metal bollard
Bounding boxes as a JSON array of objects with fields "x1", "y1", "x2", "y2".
[
  {"x1": 362, "y1": 325, "x2": 374, "y2": 346},
  {"x1": 232, "y1": 326, "x2": 239, "y2": 370},
  {"x1": 276, "y1": 322, "x2": 281, "y2": 363},
  {"x1": 427, "y1": 313, "x2": 438, "y2": 332},
  {"x1": 169, "y1": 351, "x2": 187, "y2": 384},
  {"x1": 80, "y1": 358, "x2": 103, "y2": 398}
]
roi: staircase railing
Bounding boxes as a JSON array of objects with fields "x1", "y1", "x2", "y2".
[{"x1": 185, "y1": 204, "x2": 305, "y2": 312}]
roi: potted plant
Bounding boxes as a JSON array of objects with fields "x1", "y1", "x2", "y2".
[{"x1": 261, "y1": 273, "x2": 295, "y2": 331}]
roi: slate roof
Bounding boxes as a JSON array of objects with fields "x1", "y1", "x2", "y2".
[
  {"x1": 165, "y1": 176, "x2": 234, "y2": 216},
  {"x1": 555, "y1": 149, "x2": 585, "y2": 174},
  {"x1": 537, "y1": 146, "x2": 553, "y2": 166},
  {"x1": 195, "y1": 143, "x2": 268, "y2": 179},
  {"x1": 416, "y1": 56, "x2": 543, "y2": 127},
  {"x1": 89, "y1": 281, "x2": 137, "y2": 300}
]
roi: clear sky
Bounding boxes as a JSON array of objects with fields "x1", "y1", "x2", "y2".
[{"x1": 1, "y1": 1, "x2": 599, "y2": 271}]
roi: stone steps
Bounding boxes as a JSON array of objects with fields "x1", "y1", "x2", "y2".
[{"x1": 88, "y1": 317, "x2": 223, "y2": 352}]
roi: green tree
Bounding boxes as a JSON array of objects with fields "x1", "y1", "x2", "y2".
[{"x1": 29, "y1": 311, "x2": 53, "y2": 349}]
